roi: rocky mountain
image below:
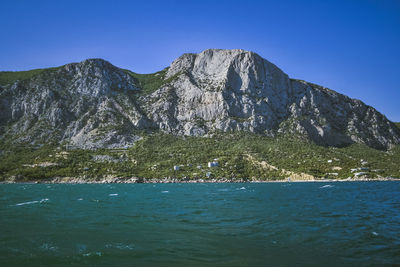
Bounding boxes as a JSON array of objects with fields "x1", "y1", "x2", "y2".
[{"x1": 1, "y1": 49, "x2": 399, "y2": 149}]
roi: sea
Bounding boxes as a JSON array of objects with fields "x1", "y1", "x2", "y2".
[{"x1": 0, "y1": 182, "x2": 399, "y2": 266}]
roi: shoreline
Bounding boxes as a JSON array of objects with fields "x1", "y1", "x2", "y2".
[{"x1": 1, "y1": 176, "x2": 398, "y2": 184}]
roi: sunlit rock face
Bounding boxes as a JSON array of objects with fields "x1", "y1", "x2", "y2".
[
  {"x1": 145, "y1": 49, "x2": 399, "y2": 149},
  {"x1": 0, "y1": 59, "x2": 144, "y2": 149},
  {"x1": 1, "y1": 49, "x2": 399, "y2": 149}
]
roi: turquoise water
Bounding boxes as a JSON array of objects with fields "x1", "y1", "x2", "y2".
[{"x1": 0, "y1": 182, "x2": 399, "y2": 266}]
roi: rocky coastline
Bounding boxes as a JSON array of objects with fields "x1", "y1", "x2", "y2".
[{"x1": 1, "y1": 176, "x2": 398, "y2": 184}]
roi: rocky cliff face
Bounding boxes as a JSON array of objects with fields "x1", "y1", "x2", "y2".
[
  {"x1": 1, "y1": 49, "x2": 399, "y2": 149},
  {"x1": 0, "y1": 59, "x2": 146, "y2": 148}
]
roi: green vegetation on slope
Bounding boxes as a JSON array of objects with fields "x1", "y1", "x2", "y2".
[
  {"x1": 395, "y1": 122, "x2": 400, "y2": 130},
  {"x1": 0, "y1": 67, "x2": 61, "y2": 86},
  {"x1": 123, "y1": 68, "x2": 181, "y2": 95},
  {"x1": 123, "y1": 68, "x2": 168, "y2": 95},
  {"x1": 0, "y1": 133, "x2": 399, "y2": 182}
]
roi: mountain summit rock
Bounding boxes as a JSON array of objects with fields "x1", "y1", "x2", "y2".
[{"x1": 1, "y1": 49, "x2": 399, "y2": 149}]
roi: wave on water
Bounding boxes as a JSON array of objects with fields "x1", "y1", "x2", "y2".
[
  {"x1": 1, "y1": 182, "x2": 400, "y2": 266},
  {"x1": 14, "y1": 198, "x2": 49, "y2": 206},
  {"x1": 83, "y1": 252, "x2": 102, "y2": 257},
  {"x1": 109, "y1": 193, "x2": 118, "y2": 196},
  {"x1": 76, "y1": 244, "x2": 88, "y2": 253},
  {"x1": 105, "y1": 243, "x2": 135, "y2": 250},
  {"x1": 40, "y1": 243, "x2": 58, "y2": 252},
  {"x1": 15, "y1": 200, "x2": 39, "y2": 206}
]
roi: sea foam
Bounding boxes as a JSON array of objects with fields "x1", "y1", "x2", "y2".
[
  {"x1": 40, "y1": 243, "x2": 58, "y2": 252},
  {"x1": 15, "y1": 198, "x2": 48, "y2": 206},
  {"x1": 83, "y1": 252, "x2": 102, "y2": 257},
  {"x1": 105, "y1": 243, "x2": 135, "y2": 250},
  {"x1": 320, "y1": 185, "x2": 334, "y2": 188},
  {"x1": 15, "y1": 200, "x2": 39, "y2": 206}
]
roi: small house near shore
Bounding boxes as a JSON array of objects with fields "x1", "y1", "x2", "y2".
[{"x1": 208, "y1": 161, "x2": 219, "y2": 168}]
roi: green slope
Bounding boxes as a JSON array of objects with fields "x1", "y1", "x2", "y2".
[
  {"x1": 1, "y1": 133, "x2": 399, "y2": 181},
  {"x1": 123, "y1": 68, "x2": 182, "y2": 95},
  {"x1": 0, "y1": 67, "x2": 61, "y2": 86}
]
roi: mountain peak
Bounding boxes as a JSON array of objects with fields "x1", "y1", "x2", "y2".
[
  {"x1": 79, "y1": 58, "x2": 112, "y2": 66},
  {"x1": 0, "y1": 49, "x2": 399, "y2": 149},
  {"x1": 62, "y1": 58, "x2": 115, "y2": 72},
  {"x1": 166, "y1": 48, "x2": 280, "y2": 81}
]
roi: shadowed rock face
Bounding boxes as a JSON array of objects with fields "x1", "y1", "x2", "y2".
[{"x1": 1, "y1": 49, "x2": 399, "y2": 149}]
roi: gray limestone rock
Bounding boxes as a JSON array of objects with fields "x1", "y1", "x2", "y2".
[{"x1": 0, "y1": 49, "x2": 399, "y2": 149}]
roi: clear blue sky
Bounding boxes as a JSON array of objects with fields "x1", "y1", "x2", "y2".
[{"x1": 1, "y1": 0, "x2": 399, "y2": 121}]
